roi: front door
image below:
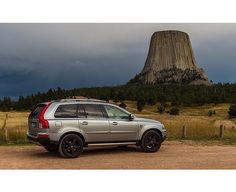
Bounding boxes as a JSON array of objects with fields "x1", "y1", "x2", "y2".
[{"x1": 103, "y1": 105, "x2": 139, "y2": 141}]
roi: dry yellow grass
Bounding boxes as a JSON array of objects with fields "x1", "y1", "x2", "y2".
[
  {"x1": 0, "y1": 111, "x2": 29, "y2": 129},
  {"x1": 0, "y1": 111, "x2": 30, "y2": 144},
  {"x1": 121, "y1": 101, "x2": 236, "y2": 141}
]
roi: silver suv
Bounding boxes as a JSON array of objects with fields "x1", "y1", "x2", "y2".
[{"x1": 27, "y1": 99, "x2": 166, "y2": 158}]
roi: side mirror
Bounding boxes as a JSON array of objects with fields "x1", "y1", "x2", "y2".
[{"x1": 129, "y1": 114, "x2": 134, "y2": 120}]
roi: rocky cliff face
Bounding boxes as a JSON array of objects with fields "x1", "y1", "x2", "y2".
[{"x1": 129, "y1": 30, "x2": 212, "y2": 85}]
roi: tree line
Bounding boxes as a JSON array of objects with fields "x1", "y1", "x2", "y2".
[{"x1": 1, "y1": 83, "x2": 236, "y2": 111}]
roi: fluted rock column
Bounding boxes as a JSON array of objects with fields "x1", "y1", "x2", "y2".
[{"x1": 129, "y1": 30, "x2": 211, "y2": 85}]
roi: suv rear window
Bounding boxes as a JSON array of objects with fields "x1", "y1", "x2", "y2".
[
  {"x1": 29, "y1": 104, "x2": 46, "y2": 119},
  {"x1": 54, "y1": 104, "x2": 77, "y2": 118}
]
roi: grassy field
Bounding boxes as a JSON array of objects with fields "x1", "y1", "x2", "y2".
[
  {"x1": 124, "y1": 101, "x2": 236, "y2": 143},
  {"x1": 0, "y1": 111, "x2": 29, "y2": 144},
  {"x1": 0, "y1": 101, "x2": 236, "y2": 145}
]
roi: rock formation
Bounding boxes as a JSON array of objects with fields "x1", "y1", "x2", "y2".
[{"x1": 129, "y1": 30, "x2": 212, "y2": 85}]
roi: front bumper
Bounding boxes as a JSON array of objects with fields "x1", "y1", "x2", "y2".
[
  {"x1": 162, "y1": 130, "x2": 167, "y2": 142},
  {"x1": 162, "y1": 134, "x2": 167, "y2": 142}
]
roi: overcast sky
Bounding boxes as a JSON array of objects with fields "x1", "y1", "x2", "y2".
[{"x1": 0, "y1": 23, "x2": 236, "y2": 98}]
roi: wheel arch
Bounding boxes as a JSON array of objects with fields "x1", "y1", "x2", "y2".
[
  {"x1": 59, "y1": 132, "x2": 85, "y2": 145},
  {"x1": 138, "y1": 127, "x2": 163, "y2": 141}
]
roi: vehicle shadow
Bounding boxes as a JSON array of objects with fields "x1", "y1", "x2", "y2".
[
  {"x1": 82, "y1": 145, "x2": 142, "y2": 157},
  {"x1": 29, "y1": 145, "x2": 142, "y2": 159}
]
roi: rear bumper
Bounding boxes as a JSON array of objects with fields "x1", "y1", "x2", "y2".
[{"x1": 27, "y1": 134, "x2": 58, "y2": 147}]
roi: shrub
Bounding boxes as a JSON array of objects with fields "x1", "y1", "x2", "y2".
[
  {"x1": 169, "y1": 107, "x2": 180, "y2": 115},
  {"x1": 171, "y1": 101, "x2": 180, "y2": 107},
  {"x1": 147, "y1": 97, "x2": 156, "y2": 106},
  {"x1": 208, "y1": 110, "x2": 213, "y2": 117},
  {"x1": 119, "y1": 102, "x2": 127, "y2": 109},
  {"x1": 228, "y1": 104, "x2": 236, "y2": 117},
  {"x1": 161, "y1": 102, "x2": 169, "y2": 108},
  {"x1": 157, "y1": 105, "x2": 165, "y2": 114},
  {"x1": 137, "y1": 99, "x2": 145, "y2": 112}
]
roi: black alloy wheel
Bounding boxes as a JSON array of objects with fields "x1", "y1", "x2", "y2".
[
  {"x1": 141, "y1": 130, "x2": 162, "y2": 152},
  {"x1": 59, "y1": 134, "x2": 83, "y2": 158}
]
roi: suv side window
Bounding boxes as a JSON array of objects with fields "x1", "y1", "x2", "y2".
[
  {"x1": 54, "y1": 104, "x2": 77, "y2": 118},
  {"x1": 104, "y1": 105, "x2": 129, "y2": 119},
  {"x1": 82, "y1": 104, "x2": 105, "y2": 118}
]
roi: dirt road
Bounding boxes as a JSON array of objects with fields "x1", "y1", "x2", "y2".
[{"x1": 0, "y1": 141, "x2": 236, "y2": 169}]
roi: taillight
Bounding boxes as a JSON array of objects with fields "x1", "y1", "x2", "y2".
[{"x1": 39, "y1": 103, "x2": 51, "y2": 129}]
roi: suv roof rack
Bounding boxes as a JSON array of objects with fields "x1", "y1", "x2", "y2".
[{"x1": 54, "y1": 99, "x2": 108, "y2": 103}]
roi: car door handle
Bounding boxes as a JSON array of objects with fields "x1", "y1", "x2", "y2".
[
  {"x1": 112, "y1": 122, "x2": 118, "y2": 125},
  {"x1": 81, "y1": 121, "x2": 88, "y2": 125}
]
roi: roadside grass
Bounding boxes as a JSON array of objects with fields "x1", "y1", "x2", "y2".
[
  {"x1": 0, "y1": 111, "x2": 29, "y2": 145},
  {"x1": 121, "y1": 101, "x2": 236, "y2": 144},
  {"x1": 0, "y1": 101, "x2": 236, "y2": 145},
  {"x1": 7, "y1": 126, "x2": 28, "y2": 144}
]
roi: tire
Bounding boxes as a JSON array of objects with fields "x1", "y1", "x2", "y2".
[
  {"x1": 141, "y1": 130, "x2": 162, "y2": 152},
  {"x1": 59, "y1": 134, "x2": 83, "y2": 158},
  {"x1": 44, "y1": 146, "x2": 58, "y2": 152}
]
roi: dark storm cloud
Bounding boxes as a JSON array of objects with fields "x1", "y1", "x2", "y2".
[{"x1": 0, "y1": 23, "x2": 236, "y2": 98}]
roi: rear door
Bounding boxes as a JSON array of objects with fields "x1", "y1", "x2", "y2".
[{"x1": 79, "y1": 104, "x2": 110, "y2": 142}]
